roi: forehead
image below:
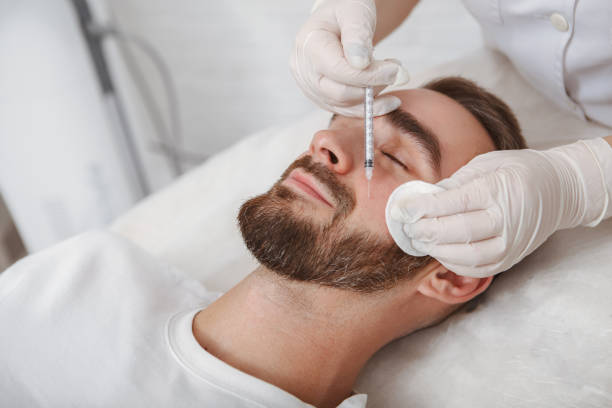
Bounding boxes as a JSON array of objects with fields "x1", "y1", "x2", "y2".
[{"x1": 388, "y1": 88, "x2": 494, "y2": 177}]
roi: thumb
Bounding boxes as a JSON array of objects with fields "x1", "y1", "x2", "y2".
[
  {"x1": 336, "y1": 0, "x2": 377, "y2": 69},
  {"x1": 389, "y1": 177, "x2": 494, "y2": 223},
  {"x1": 436, "y1": 153, "x2": 500, "y2": 191},
  {"x1": 437, "y1": 166, "x2": 483, "y2": 191}
]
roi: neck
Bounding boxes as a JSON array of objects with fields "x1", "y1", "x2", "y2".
[{"x1": 192, "y1": 266, "x2": 429, "y2": 408}]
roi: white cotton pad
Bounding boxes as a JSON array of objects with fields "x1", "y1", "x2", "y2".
[{"x1": 385, "y1": 180, "x2": 445, "y2": 257}]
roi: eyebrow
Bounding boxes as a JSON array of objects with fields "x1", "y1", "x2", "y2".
[
  {"x1": 385, "y1": 109, "x2": 441, "y2": 173},
  {"x1": 329, "y1": 110, "x2": 442, "y2": 173}
]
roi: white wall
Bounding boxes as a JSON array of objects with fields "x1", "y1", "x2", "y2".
[{"x1": 0, "y1": 0, "x2": 144, "y2": 251}]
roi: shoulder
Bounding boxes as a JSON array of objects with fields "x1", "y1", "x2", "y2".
[{"x1": 0, "y1": 230, "x2": 216, "y2": 309}]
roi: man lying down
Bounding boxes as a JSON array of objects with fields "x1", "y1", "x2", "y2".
[{"x1": 0, "y1": 77, "x2": 526, "y2": 407}]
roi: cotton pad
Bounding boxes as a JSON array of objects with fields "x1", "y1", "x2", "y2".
[{"x1": 385, "y1": 181, "x2": 445, "y2": 257}]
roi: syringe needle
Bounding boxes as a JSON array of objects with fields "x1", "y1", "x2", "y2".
[{"x1": 365, "y1": 166, "x2": 373, "y2": 199}]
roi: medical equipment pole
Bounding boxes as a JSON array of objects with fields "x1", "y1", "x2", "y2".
[{"x1": 71, "y1": 0, "x2": 150, "y2": 196}]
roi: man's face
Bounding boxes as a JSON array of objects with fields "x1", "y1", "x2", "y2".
[
  {"x1": 238, "y1": 88, "x2": 495, "y2": 291},
  {"x1": 309, "y1": 88, "x2": 495, "y2": 237}
]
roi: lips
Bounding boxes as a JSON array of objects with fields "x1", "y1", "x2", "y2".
[{"x1": 286, "y1": 170, "x2": 334, "y2": 208}]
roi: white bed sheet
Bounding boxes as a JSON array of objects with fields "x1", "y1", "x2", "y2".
[{"x1": 111, "y1": 49, "x2": 612, "y2": 406}]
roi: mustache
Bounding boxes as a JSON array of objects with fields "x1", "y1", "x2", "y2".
[{"x1": 278, "y1": 155, "x2": 356, "y2": 218}]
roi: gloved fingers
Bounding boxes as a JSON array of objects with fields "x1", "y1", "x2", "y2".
[
  {"x1": 372, "y1": 93, "x2": 402, "y2": 116},
  {"x1": 436, "y1": 158, "x2": 500, "y2": 191},
  {"x1": 317, "y1": 78, "x2": 387, "y2": 107},
  {"x1": 330, "y1": 94, "x2": 402, "y2": 117},
  {"x1": 404, "y1": 208, "x2": 502, "y2": 245},
  {"x1": 437, "y1": 149, "x2": 524, "y2": 191},
  {"x1": 436, "y1": 168, "x2": 483, "y2": 191},
  {"x1": 390, "y1": 179, "x2": 493, "y2": 224},
  {"x1": 306, "y1": 30, "x2": 406, "y2": 87},
  {"x1": 336, "y1": 0, "x2": 376, "y2": 69},
  {"x1": 317, "y1": 77, "x2": 369, "y2": 107},
  {"x1": 411, "y1": 236, "x2": 506, "y2": 269},
  {"x1": 343, "y1": 59, "x2": 409, "y2": 87}
]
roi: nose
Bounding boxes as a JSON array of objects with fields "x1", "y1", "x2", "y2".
[{"x1": 309, "y1": 129, "x2": 354, "y2": 175}]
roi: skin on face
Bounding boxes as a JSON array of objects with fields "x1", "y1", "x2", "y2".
[{"x1": 285, "y1": 88, "x2": 495, "y2": 240}]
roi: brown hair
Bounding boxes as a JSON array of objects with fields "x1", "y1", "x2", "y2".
[{"x1": 423, "y1": 76, "x2": 528, "y2": 150}]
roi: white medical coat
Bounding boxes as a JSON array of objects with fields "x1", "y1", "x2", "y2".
[
  {"x1": 0, "y1": 231, "x2": 367, "y2": 408},
  {"x1": 463, "y1": 0, "x2": 612, "y2": 128}
]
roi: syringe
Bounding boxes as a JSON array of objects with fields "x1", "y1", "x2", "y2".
[{"x1": 364, "y1": 86, "x2": 374, "y2": 198}]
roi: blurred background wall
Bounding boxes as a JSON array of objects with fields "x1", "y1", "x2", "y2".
[{"x1": 0, "y1": 0, "x2": 483, "y2": 270}]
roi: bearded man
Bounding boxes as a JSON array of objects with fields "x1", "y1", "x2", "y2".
[{"x1": 0, "y1": 77, "x2": 526, "y2": 408}]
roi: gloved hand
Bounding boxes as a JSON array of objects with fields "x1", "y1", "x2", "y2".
[
  {"x1": 290, "y1": 0, "x2": 410, "y2": 117},
  {"x1": 387, "y1": 138, "x2": 612, "y2": 277}
]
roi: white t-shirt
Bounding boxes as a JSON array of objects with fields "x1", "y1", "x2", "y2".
[{"x1": 0, "y1": 231, "x2": 367, "y2": 408}]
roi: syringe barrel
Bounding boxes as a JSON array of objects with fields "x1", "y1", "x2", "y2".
[{"x1": 364, "y1": 86, "x2": 374, "y2": 173}]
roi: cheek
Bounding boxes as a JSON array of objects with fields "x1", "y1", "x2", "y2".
[{"x1": 349, "y1": 176, "x2": 400, "y2": 239}]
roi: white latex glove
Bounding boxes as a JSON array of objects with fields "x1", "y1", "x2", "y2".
[
  {"x1": 387, "y1": 138, "x2": 612, "y2": 278},
  {"x1": 290, "y1": 0, "x2": 410, "y2": 117}
]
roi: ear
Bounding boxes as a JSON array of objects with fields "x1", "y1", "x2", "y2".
[{"x1": 416, "y1": 261, "x2": 493, "y2": 304}]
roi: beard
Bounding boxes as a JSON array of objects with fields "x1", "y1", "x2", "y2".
[{"x1": 238, "y1": 156, "x2": 431, "y2": 292}]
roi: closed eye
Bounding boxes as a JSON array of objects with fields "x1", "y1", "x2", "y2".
[{"x1": 382, "y1": 151, "x2": 407, "y2": 170}]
